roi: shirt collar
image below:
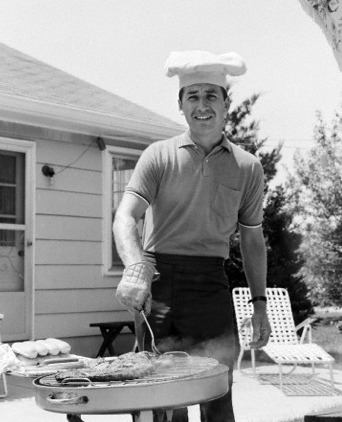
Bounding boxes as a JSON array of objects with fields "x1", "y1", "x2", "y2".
[{"x1": 178, "y1": 130, "x2": 232, "y2": 152}]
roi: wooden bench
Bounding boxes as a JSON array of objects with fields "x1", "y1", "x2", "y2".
[{"x1": 89, "y1": 321, "x2": 135, "y2": 357}]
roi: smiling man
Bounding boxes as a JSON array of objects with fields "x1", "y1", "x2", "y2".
[
  {"x1": 113, "y1": 50, "x2": 271, "y2": 422},
  {"x1": 178, "y1": 83, "x2": 229, "y2": 154}
]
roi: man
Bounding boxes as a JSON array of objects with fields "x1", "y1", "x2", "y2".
[{"x1": 113, "y1": 50, "x2": 272, "y2": 422}]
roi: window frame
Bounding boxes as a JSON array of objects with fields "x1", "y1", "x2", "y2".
[
  {"x1": 103, "y1": 145, "x2": 143, "y2": 276},
  {"x1": 0, "y1": 151, "x2": 25, "y2": 247}
]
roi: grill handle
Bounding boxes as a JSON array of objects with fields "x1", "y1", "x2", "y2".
[
  {"x1": 47, "y1": 393, "x2": 89, "y2": 405},
  {"x1": 61, "y1": 377, "x2": 92, "y2": 386}
]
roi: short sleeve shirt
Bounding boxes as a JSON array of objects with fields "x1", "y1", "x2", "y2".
[{"x1": 125, "y1": 131, "x2": 264, "y2": 259}]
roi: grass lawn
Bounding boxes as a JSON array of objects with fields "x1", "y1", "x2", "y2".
[{"x1": 311, "y1": 323, "x2": 342, "y2": 369}]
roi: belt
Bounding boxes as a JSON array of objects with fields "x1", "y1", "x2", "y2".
[{"x1": 145, "y1": 252, "x2": 225, "y2": 266}]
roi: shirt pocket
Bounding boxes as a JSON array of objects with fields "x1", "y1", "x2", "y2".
[{"x1": 211, "y1": 184, "x2": 240, "y2": 228}]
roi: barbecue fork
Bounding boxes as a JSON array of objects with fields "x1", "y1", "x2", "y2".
[{"x1": 139, "y1": 310, "x2": 162, "y2": 355}]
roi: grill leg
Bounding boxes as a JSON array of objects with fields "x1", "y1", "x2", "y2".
[
  {"x1": 66, "y1": 415, "x2": 84, "y2": 422},
  {"x1": 155, "y1": 410, "x2": 165, "y2": 422},
  {"x1": 166, "y1": 409, "x2": 173, "y2": 421},
  {"x1": 133, "y1": 410, "x2": 154, "y2": 422}
]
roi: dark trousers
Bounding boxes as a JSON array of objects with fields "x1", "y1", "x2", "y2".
[{"x1": 143, "y1": 252, "x2": 236, "y2": 422}]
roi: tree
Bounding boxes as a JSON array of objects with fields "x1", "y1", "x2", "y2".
[
  {"x1": 224, "y1": 91, "x2": 280, "y2": 191},
  {"x1": 285, "y1": 110, "x2": 342, "y2": 307},
  {"x1": 263, "y1": 186, "x2": 312, "y2": 322},
  {"x1": 224, "y1": 86, "x2": 313, "y2": 323}
]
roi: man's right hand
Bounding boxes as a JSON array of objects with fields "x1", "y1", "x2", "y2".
[{"x1": 116, "y1": 261, "x2": 156, "y2": 314}]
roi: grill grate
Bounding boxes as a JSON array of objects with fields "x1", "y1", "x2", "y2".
[{"x1": 36, "y1": 356, "x2": 219, "y2": 388}]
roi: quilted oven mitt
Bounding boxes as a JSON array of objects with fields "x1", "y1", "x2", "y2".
[{"x1": 116, "y1": 261, "x2": 157, "y2": 314}]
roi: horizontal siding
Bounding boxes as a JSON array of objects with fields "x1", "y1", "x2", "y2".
[
  {"x1": 36, "y1": 138, "x2": 102, "y2": 171},
  {"x1": 36, "y1": 189, "x2": 102, "y2": 217},
  {"x1": 36, "y1": 215, "x2": 102, "y2": 241},
  {"x1": 34, "y1": 311, "x2": 133, "y2": 338},
  {"x1": 35, "y1": 289, "x2": 122, "y2": 314},
  {"x1": 32, "y1": 135, "x2": 128, "y2": 341},
  {"x1": 35, "y1": 240, "x2": 102, "y2": 265},
  {"x1": 35, "y1": 265, "x2": 120, "y2": 289},
  {"x1": 37, "y1": 164, "x2": 102, "y2": 194},
  {"x1": 0, "y1": 292, "x2": 27, "y2": 338}
]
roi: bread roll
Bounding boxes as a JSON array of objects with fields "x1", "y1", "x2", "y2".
[
  {"x1": 12, "y1": 341, "x2": 38, "y2": 359},
  {"x1": 43, "y1": 339, "x2": 60, "y2": 355},
  {"x1": 45, "y1": 338, "x2": 71, "y2": 354},
  {"x1": 34, "y1": 340, "x2": 49, "y2": 356}
]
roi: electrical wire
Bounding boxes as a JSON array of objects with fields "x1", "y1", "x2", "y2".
[{"x1": 54, "y1": 139, "x2": 96, "y2": 175}]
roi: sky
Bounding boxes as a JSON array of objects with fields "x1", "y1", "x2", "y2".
[{"x1": 0, "y1": 0, "x2": 341, "y2": 183}]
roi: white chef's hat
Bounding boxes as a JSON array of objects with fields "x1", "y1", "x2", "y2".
[{"x1": 165, "y1": 50, "x2": 247, "y2": 90}]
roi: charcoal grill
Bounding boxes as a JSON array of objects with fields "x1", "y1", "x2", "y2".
[{"x1": 34, "y1": 355, "x2": 228, "y2": 422}]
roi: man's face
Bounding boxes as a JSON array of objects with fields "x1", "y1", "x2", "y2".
[{"x1": 178, "y1": 84, "x2": 229, "y2": 137}]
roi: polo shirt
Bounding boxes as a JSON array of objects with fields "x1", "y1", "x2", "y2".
[{"x1": 125, "y1": 131, "x2": 264, "y2": 259}]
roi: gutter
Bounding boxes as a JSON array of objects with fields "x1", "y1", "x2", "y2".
[{"x1": 0, "y1": 92, "x2": 184, "y2": 140}]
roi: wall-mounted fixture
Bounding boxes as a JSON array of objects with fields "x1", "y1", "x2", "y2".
[
  {"x1": 96, "y1": 137, "x2": 106, "y2": 151},
  {"x1": 42, "y1": 165, "x2": 55, "y2": 178}
]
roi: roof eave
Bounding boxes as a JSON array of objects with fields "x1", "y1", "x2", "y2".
[{"x1": 0, "y1": 93, "x2": 184, "y2": 141}]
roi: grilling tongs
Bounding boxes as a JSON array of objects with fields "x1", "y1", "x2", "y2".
[{"x1": 135, "y1": 310, "x2": 162, "y2": 355}]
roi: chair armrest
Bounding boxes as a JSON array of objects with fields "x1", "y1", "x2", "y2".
[
  {"x1": 295, "y1": 316, "x2": 317, "y2": 332},
  {"x1": 295, "y1": 316, "x2": 317, "y2": 344}
]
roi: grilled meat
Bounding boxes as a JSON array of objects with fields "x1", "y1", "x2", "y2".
[{"x1": 55, "y1": 351, "x2": 158, "y2": 382}]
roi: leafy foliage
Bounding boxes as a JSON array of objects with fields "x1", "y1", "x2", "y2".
[
  {"x1": 285, "y1": 110, "x2": 342, "y2": 306},
  {"x1": 263, "y1": 186, "x2": 313, "y2": 322},
  {"x1": 224, "y1": 86, "x2": 313, "y2": 323}
]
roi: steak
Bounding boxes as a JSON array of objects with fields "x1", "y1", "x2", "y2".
[{"x1": 55, "y1": 351, "x2": 159, "y2": 382}]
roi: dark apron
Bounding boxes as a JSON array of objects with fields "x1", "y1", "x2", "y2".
[{"x1": 137, "y1": 252, "x2": 236, "y2": 422}]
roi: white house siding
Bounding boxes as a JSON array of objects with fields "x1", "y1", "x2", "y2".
[{"x1": 0, "y1": 121, "x2": 134, "y2": 357}]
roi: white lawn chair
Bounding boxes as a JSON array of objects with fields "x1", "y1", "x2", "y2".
[
  {"x1": 232, "y1": 287, "x2": 335, "y2": 392},
  {"x1": 0, "y1": 314, "x2": 8, "y2": 398}
]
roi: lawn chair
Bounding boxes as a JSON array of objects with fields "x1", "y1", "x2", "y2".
[
  {"x1": 232, "y1": 287, "x2": 335, "y2": 393},
  {"x1": 0, "y1": 314, "x2": 8, "y2": 398}
]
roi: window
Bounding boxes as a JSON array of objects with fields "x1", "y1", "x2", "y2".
[
  {"x1": 0, "y1": 152, "x2": 25, "y2": 246},
  {"x1": 0, "y1": 150, "x2": 25, "y2": 292},
  {"x1": 104, "y1": 146, "x2": 142, "y2": 274}
]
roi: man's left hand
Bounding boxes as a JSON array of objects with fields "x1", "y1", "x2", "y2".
[{"x1": 249, "y1": 304, "x2": 272, "y2": 349}]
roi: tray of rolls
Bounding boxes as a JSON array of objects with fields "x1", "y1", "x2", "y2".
[{"x1": 4, "y1": 338, "x2": 89, "y2": 377}]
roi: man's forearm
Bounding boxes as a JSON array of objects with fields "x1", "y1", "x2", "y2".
[
  {"x1": 113, "y1": 212, "x2": 144, "y2": 267},
  {"x1": 240, "y1": 227, "x2": 267, "y2": 298},
  {"x1": 242, "y1": 245, "x2": 267, "y2": 298}
]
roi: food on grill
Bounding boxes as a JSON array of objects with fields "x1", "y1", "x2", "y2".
[{"x1": 55, "y1": 351, "x2": 170, "y2": 382}]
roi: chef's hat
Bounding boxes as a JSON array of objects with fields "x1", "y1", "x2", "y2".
[{"x1": 165, "y1": 50, "x2": 247, "y2": 90}]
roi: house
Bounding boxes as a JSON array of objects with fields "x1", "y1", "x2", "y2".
[{"x1": 0, "y1": 42, "x2": 184, "y2": 356}]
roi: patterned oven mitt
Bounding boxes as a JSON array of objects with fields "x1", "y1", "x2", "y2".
[{"x1": 116, "y1": 261, "x2": 158, "y2": 314}]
